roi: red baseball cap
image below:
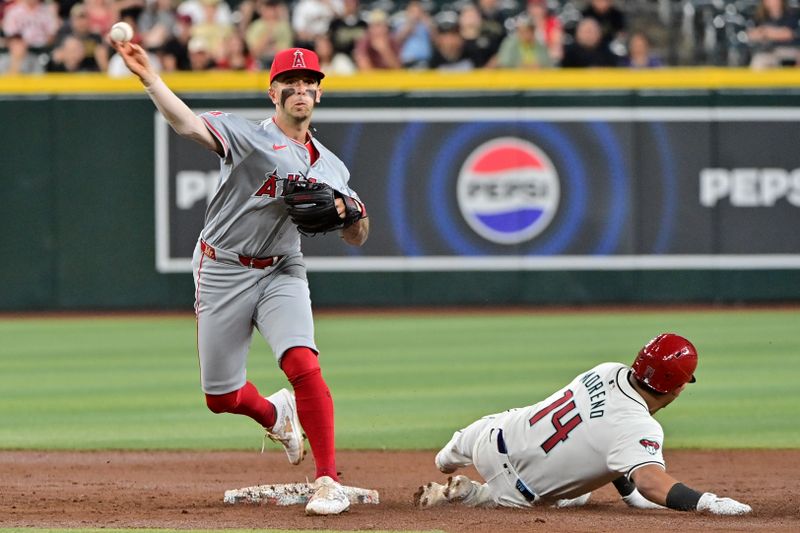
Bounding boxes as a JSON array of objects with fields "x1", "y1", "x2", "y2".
[{"x1": 269, "y1": 48, "x2": 325, "y2": 84}]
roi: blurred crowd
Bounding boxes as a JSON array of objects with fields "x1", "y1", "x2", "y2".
[{"x1": 1, "y1": 0, "x2": 800, "y2": 75}]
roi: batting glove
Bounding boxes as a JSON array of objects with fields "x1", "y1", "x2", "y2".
[{"x1": 696, "y1": 492, "x2": 752, "y2": 515}]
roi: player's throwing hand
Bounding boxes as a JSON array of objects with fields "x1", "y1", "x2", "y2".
[{"x1": 110, "y1": 41, "x2": 157, "y2": 86}]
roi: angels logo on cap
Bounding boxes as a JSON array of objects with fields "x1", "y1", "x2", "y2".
[
  {"x1": 292, "y1": 49, "x2": 306, "y2": 68},
  {"x1": 457, "y1": 137, "x2": 560, "y2": 245},
  {"x1": 269, "y1": 48, "x2": 325, "y2": 83}
]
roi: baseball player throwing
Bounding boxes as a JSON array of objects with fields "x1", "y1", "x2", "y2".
[
  {"x1": 415, "y1": 333, "x2": 752, "y2": 516},
  {"x1": 112, "y1": 42, "x2": 369, "y2": 515}
]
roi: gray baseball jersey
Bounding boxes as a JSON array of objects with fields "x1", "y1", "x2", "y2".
[
  {"x1": 191, "y1": 111, "x2": 358, "y2": 394},
  {"x1": 443, "y1": 363, "x2": 665, "y2": 506},
  {"x1": 199, "y1": 112, "x2": 358, "y2": 257}
]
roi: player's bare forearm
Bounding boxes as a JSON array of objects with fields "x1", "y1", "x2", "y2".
[
  {"x1": 146, "y1": 79, "x2": 221, "y2": 155},
  {"x1": 630, "y1": 465, "x2": 680, "y2": 506},
  {"x1": 342, "y1": 217, "x2": 369, "y2": 246},
  {"x1": 110, "y1": 42, "x2": 220, "y2": 155}
]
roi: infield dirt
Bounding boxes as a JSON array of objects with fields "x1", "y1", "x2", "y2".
[{"x1": 2, "y1": 450, "x2": 798, "y2": 532}]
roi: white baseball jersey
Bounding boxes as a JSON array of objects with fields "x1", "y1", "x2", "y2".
[
  {"x1": 198, "y1": 111, "x2": 358, "y2": 257},
  {"x1": 496, "y1": 363, "x2": 665, "y2": 500}
]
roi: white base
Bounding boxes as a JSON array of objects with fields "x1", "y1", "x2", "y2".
[{"x1": 224, "y1": 482, "x2": 379, "y2": 506}]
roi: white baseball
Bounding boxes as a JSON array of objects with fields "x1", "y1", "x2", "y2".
[{"x1": 109, "y1": 22, "x2": 134, "y2": 43}]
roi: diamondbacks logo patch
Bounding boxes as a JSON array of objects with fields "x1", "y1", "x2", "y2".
[
  {"x1": 639, "y1": 438, "x2": 661, "y2": 455},
  {"x1": 456, "y1": 137, "x2": 560, "y2": 244}
]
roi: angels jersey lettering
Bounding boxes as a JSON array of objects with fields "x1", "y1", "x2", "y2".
[{"x1": 198, "y1": 112, "x2": 359, "y2": 257}]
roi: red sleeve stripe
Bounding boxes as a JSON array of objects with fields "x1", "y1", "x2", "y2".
[{"x1": 201, "y1": 116, "x2": 229, "y2": 156}]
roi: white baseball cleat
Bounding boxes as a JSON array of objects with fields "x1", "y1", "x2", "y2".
[
  {"x1": 553, "y1": 492, "x2": 592, "y2": 508},
  {"x1": 444, "y1": 475, "x2": 478, "y2": 502},
  {"x1": 414, "y1": 481, "x2": 449, "y2": 508},
  {"x1": 264, "y1": 388, "x2": 306, "y2": 465},
  {"x1": 414, "y1": 475, "x2": 477, "y2": 508},
  {"x1": 305, "y1": 476, "x2": 350, "y2": 515}
]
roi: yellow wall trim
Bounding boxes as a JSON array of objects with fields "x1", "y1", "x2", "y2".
[{"x1": 2, "y1": 68, "x2": 800, "y2": 95}]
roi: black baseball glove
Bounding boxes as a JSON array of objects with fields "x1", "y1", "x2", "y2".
[{"x1": 282, "y1": 179, "x2": 365, "y2": 236}]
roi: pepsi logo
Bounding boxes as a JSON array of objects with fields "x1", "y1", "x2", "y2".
[{"x1": 457, "y1": 137, "x2": 560, "y2": 245}]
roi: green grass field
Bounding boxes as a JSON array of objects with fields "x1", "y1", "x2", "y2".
[{"x1": 1, "y1": 308, "x2": 798, "y2": 450}]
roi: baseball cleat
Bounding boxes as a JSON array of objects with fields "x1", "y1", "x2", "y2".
[
  {"x1": 414, "y1": 475, "x2": 477, "y2": 508},
  {"x1": 414, "y1": 481, "x2": 449, "y2": 508},
  {"x1": 444, "y1": 475, "x2": 477, "y2": 502},
  {"x1": 553, "y1": 492, "x2": 591, "y2": 508},
  {"x1": 305, "y1": 476, "x2": 350, "y2": 515},
  {"x1": 264, "y1": 388, "x2": 306, "y2": 465}
]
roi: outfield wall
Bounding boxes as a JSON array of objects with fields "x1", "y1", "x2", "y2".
[{"x1": 2, "y1": 70, "x2": 800, "y2": 310}]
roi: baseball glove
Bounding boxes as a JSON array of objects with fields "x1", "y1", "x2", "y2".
[{"x1": 282, "y1": 179, "x2": 364, "y2": 235}]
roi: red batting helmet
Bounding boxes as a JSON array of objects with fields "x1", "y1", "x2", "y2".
[
  {"x1": 631, "y1": 333, "x2": 698, "y2": 394},
  {"x1": 269, "y1": 48, "x2": 325, "y2": 84}
]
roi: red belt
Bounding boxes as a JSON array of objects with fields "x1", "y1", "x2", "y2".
[{"x1": 201, "y1": 240, "x2": 281, "y2": 269}]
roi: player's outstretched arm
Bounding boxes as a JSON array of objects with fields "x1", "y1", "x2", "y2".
[
  {"x1": 110, "y1": 41, "x2": 222, "y2": 156},
  {"x1": 612, "y1": 476, "x2": 664, "y2": 510},
  {"x1": 631, "y1": 465, "x2": 751, "y2": 515}
]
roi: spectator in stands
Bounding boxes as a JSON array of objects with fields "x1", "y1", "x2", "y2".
[
  {"x1": 395, "y1": 0, "x2": 433, "y2": 68},
  {"x1": 459, "y1": 2, "x2": 500, "y2": 67},
  {"x1": 561, "y1": 17, "x2": 618, "y2": 67},
  {"x1": 56, "y1": 3, "x2": 109, "y2": 72},
  {"x1": 46, "y1": 34, "x2": 97, "y2": 71},
  {"x1": 84, "y1": 0, "x2": 117, "y2": 35},
  {"x1": 186, "y1": 34, "x2": 215, "y2": 69},
  {"x1": 496, "y1": 14, "x2": 552, "y2": 69},
  {"x1": 245, "y1": 0, "x2": 292, "y2": 68},
  {"x1": 621, "y1": 30, "x2": 662, "y2": 68},
  {"x1": 190, "y1": 0, "x2": 233, "y2": 60},
  {"x1": 1, "y1": 0, "x2": 59, "y2": 73},
  {"x1": 315, "y1": 31, "x2": 356, "y2": 74},
  {"x1": 56, "y1": 0, "x2": 82, "y2": 21},
  {"x1": 527, "y1": 0, "x2": 562, "y2": 63},
  {"x1": 119, "y1": 1, "x2": 147, "y2": 25},
  {"x1": 328, "y1": 0, "x2": 366, "y2": 59},
  {"x1": 477, "y1": 0, "x2": 505, "y2": 31},
  {"x1": 235, "y1": 0, "x2": 256, "y2": 35},
  {"x1": 215, "y1": 31, "x2": 256, "y2": 70},
  {"x1": 746, "y1": 0, "x2": 800, "y2": 68},
  {"x1": 581, "y1": 0, "x2": 626, "y2": 49},
  {"x1": 0, "y1": 35, "x2": 34, "y2": 73},
  {"x1": 177, "y1": 0, "x2": 232, "y2": 25},
  {"x1": 137, "y1": 0, "x2": 178, "y2": 51},
  {"x1": 1, "y1": 0, "x2": 8, "y2": 34},
  {"x1": 429, "y1": 12, "x2": 473, "y2": 71},
  {"x1": 159, "y1": 12, "x2": 192, "y2": 70},
  {"x1": 476, "y1": 0, "x2": 506, "y2": 55},
  {"x1": 292, "y1": 0, "x2": 342, "y2": 49},
  {"x1": 353, "y1": 8, "x2": 401, "y2": 70}
]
